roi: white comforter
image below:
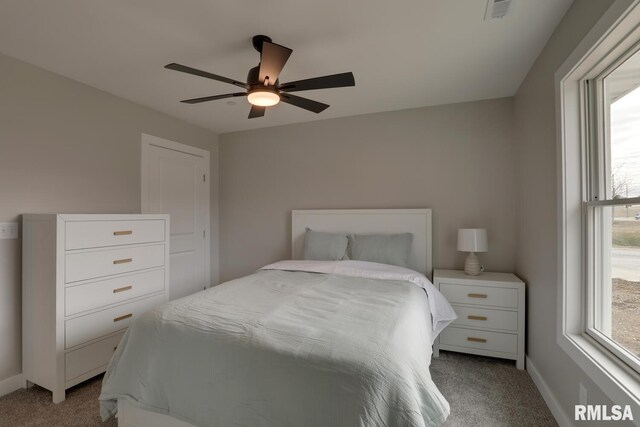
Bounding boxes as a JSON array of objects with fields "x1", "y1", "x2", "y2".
[
  {"x1": 262, "y1": 260, "x2": 457, "y2": 339},
  {"x1": 100, "y1": 260, "x2": 454, "y2": 426}
]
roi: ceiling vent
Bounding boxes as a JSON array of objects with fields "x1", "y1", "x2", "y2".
[{"x1": 484, "y1": 0, "x2": 515, "y2": 20}]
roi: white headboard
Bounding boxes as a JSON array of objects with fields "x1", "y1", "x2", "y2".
[{"x1": 291, "y1": 209, "x2": 433, "y2": 278}]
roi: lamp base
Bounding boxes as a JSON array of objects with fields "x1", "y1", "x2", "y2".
[{"x1": 464, "y1": 252, "x2": 482, "y2": 276}]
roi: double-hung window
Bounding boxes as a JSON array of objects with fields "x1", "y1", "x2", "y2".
[
  {"x1": 584, "y1": 45, "x2": 640, "y2": 375},
  {"x1": 559, "y1": 0, "x2": 640, "y2": 404}
]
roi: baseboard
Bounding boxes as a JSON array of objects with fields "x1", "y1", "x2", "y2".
[
  {"x1": 0, "y1": 373, "x2": 23, "y2": 398},
  {"x1": 526, "y1": 356, "x2": 573, "y2": 427}
]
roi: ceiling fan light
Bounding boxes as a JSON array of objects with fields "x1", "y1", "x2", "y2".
[{"x1": 247, "y1": 89, "x2": 280, "y2": 107}]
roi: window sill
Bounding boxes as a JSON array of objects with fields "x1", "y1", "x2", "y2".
[{"x1": 559, "y1": 332, "x2": 640, "y2": 406}]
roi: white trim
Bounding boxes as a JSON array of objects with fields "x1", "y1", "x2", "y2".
[
  {"x1": 141, "y1": 133, "x2": 211, "y2": 159},
  {"x1": 554, "y1": 1, "x2": 640, "y2": 83},
  {"x1": 0, "y1": 374, "x2": 23, "y2": 398},
  {"x1": 556, "y1": 0, "x2": 640, "y2": 408},
  {"x1": 526, "y1": 356, "x2": 572, "y2": 427},
  {"x1": 560, "y1": 333, "x2": 640, "y2": 405},
  {"x1": 141, "y1": 133, "x2": 212, "y2": 288}
]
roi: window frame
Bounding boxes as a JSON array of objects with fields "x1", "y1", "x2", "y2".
[{"x1": 557, "y1": 0, "x2": 640, "y2": 407}]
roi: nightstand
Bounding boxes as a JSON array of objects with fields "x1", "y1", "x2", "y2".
[{"x1": 433, "y1": 269, "x2": 525, "y2": 369}]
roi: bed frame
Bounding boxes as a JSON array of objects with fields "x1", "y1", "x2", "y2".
[{"x1": 116, "y1": 208, "x2": 433, "y2": 426}]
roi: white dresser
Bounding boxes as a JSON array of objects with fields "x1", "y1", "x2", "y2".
[
  {"x1": 22, "y1": 214, "x2": 170, "y2": 402},
  {"x1": 433, "y1": 269, "x2": 525, "y2": 369}
]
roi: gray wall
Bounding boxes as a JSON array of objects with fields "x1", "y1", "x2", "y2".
[
  {"x1": 3, "y1": 3, "x2": 632, "y2": 422},
  {"x1": 219, "y1": 98, "x2": 517, "y2": 282},
  {"x1": 513, "y1": 1, "x2": 636, "y2": 425},
  {"x1": 0, "y1": 53, "x2": 219, "y2": 383}
]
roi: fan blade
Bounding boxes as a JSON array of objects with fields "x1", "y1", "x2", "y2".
[
  {"x1": 181, "y1": 92, "x2": 247, "y2": 104},
  {"x1": 248, "y1": 105, "x2": 266, "y2": 119},
  {"x1": 165, "y1": 63, "x2": 248, "y2": 89},
  {"x1": 279, "y1": 93, "x2": 329, "y2": 113},
  {"x1": 279, "y1": 72, "x2": 355, "y2": 93},
  {"x1": 258, "y1": 42, "x2": 292, "y2": 85}
]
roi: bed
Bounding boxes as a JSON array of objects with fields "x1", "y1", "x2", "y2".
[{"x1": 99, "y1": 209, "x2": 456, "y2": 427}]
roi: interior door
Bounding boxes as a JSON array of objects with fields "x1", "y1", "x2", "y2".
[{"x1": 141, "y1": 134, "x2": 209, "y2": 300}]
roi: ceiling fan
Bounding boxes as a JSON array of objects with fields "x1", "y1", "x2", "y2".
[{"x1": 165, "y1": 35, "x2": 355, "y2": 119}]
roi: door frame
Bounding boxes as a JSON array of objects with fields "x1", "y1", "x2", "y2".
[{"x1": 141, "y1": 133, "x2": 211, "y2": 288}]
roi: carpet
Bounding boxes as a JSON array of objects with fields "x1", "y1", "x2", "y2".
[{"x1": 0, "y1": 351, "x2": 556, "y2": 426}]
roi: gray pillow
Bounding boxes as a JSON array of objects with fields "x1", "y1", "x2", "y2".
[
  {"x1": 348, "y1": 233, "x2": 413, "y2": 268},
  {"x1": 302, "y1": 228, "x2": 348, "y2": 261}
]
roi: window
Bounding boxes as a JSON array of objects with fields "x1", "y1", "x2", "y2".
[
  {"x1": 584, "y1": 46, "x2": 640, "y2": 375},
  {"x1": 557, "y1": 0, "x2": 640, "y2": 405}
]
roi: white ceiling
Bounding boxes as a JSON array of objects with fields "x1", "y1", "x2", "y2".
[{"x1": 0, "y1": 0, "x2": 573, "y2": 134}]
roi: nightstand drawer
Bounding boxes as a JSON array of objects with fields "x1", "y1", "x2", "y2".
[
  {"x1": 440, "y1": 283, "x2": 517, "y2": 308},
  {"x1": 440, "y1": 327, "x2": 517, "y2": 354},
  {"x1": 450, "y1": 305, "x2": 517, "y2": 332}
]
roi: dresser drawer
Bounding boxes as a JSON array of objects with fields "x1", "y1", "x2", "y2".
[
  {"x1": 65, "y1": 331, "x2": 125, "y2": 382},
  {"x1": 440, "y1": 283, "x2": 518, "y2": 308},
  {"x1": 65, "y1": 244, "x2": 165, "y2": 283},
  {"x1": 65, "y1": 269, "x2": 165, "y2": 316},
  {"x1": 450, "y1": 305, "x2": 517, "y2": 332},
  {"x1": 65, "y1": 220, "x2": 165, "y2": 250},
  {"x1": 440, "y1": 327, "x2": 517, "y2": 354},
  {"x1": 65, "y1": 293, "x2": 164, "y2": 349}
]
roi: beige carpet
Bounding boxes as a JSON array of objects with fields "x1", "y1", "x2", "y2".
[
  {"x1": 0, "y1": 375, "x2": 115, "y2": 427},
  {"x1": 0, "y1": 351, "x2": 556, "y2": 426},
  {"x1": 431, "y1": 352, "x2": 557, "y2": 427}
]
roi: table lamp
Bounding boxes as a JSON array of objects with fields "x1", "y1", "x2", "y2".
[{"x1": 457, "y1": 229, "x2": 488, "y2": 276}]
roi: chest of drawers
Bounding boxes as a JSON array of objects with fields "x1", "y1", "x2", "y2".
[
  {"x1": 433, "y1": 269, "x2": 525, "y2": 369},
  {"x1": 22, "y1": 214, "x2": 170, "y2": 402}
]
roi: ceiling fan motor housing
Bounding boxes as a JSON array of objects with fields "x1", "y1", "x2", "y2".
[
  {"x1": 247, "y1": 65, "x2": 278, "y2": 88},
  {"x1": 247, "y1": 65, "x2": 260, "y2": 86}
]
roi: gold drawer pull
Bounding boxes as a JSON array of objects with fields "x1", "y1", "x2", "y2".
[
  {"x1": 468, "y1": 293, "x2": 488, "y2": 299},
  {"x1": 468, "y1": 315, "x2": 488, "y2": 321},
  {"x1": 113, "y1": 313, "x2": 133, "y2": 322},
  {"x1": 113, "y1": 230, "x2": 133, "y2": 236},
  {"x1": 113, "y1": 258, "x2": 132, "y2": 265},
  {"x1": 467, "y1": 337, "x2": 487, "y2": 343},
  {"x1": 113, "y1": 285, "x2": 133, "y2": 294}
]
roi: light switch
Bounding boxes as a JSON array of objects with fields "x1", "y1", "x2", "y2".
[{"x1": 0, "y1": 223, "x2": 19, "y2": 239}]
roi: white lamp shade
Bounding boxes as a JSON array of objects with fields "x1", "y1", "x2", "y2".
[{"x1": 457, "y1": 229, "x2": 488, "y2": 252}]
